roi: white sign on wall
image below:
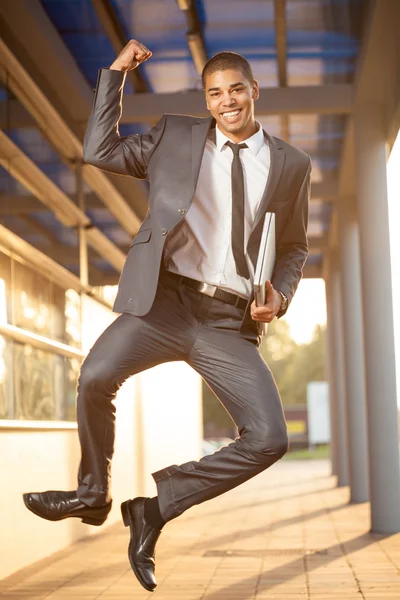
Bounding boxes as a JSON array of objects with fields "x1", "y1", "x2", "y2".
[{"x1": 307, "y1": 381, "x2": 330, "y2": 445}]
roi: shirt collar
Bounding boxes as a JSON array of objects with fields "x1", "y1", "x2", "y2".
[{"x1": 214, "y1": 121, "x2": 266, "y2": 156}]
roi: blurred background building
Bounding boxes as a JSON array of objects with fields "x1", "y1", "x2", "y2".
[{"x1": 0, "y1": 0, "x2": 399, "y2": 581}]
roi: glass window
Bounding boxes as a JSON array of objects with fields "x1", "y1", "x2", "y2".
[
  {"x1": 11, "y1": 260, "x2": 82, "y2": 350},
  {"x1": 49, "y1": 283, "x2": 82, "y2": 349},
  {"x1": 13, "y1": 343, "x2": 56, "y2": 420},
  {"x1": 12, "y1": 342, "x2": 82, "y2": 422},
  {"x1": 0, "y1": 255, "x2": 83, "y2": 423},
  {"x1": 64, "y1": 289, "x2": 82, "y2": 349},
  {"x1": 49, "y1": 282, "x2": 67, "y2": 343},
  {"x1": 13, "y1": 261, "x2": 52, "y2": 337}
]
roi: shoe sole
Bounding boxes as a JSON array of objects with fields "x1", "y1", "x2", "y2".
[
  {"x1": 23, "y1": 495, "x2": 107, "y2": 526},
  {"x1": 121, "y1": 501, "x2": 156, "y2": 593}
]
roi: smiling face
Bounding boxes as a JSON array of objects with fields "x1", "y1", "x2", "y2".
[{"x1": 204, "y1": 68, "x2": 259, "y2": 142}]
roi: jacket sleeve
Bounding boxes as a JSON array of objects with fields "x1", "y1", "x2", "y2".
[
  {"x1": 83, "y1": 68, "x2": 166, "y2": 178},
  {"x1": 271, "y1": 156, "x2": 312, "y2": 318}
]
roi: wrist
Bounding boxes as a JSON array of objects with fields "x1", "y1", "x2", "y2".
[
  {"x1": 276, "y1": 290, "x2": 288, "y2": 312},
  {"x1": 109, "y1": 60, "x2": 128, "y2": 72}
]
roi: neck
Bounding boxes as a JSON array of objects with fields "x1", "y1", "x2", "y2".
[{"x1": 220, "y1": 120, "x2": 259, "y2": 144}]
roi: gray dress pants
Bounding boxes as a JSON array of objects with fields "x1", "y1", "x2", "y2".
[{"x1": 76, "y1": 273, "x2": 288, "y2": 523}]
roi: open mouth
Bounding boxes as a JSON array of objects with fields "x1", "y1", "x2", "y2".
[{"x1": 220, "y1": 108, "x2": 242, "y2": 123}]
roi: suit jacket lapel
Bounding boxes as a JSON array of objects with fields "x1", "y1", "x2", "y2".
[
  {"x1": 247, "y1": 132, "x2": 286, "y2": 267},
  {"x1": 250, "y1": 132, "x2": 286, "y2": 236},
  {"x1": 192, "y1": 117, "x2": 214, "y2": 187}
]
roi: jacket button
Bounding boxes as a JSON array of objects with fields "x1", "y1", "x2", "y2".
[
  {"x1": 161, "y1": 228, "x2": 168, "y2": 235},
  {"x1": 178, "y1": 208, "x2": 186, "y2": 215}
]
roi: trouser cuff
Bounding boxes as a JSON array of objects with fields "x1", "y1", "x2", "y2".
[{"x1": 151, "y1": 465, "x2": 182, "y2": 522}]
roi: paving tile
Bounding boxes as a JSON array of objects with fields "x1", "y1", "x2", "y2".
[{"x1": 3, "y1": 460, "x2": 400, "y2": 600}]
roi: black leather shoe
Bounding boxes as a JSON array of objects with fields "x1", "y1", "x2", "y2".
[
  {"x1": 121, "y1": 497, "x2": 163, "y2": 592},
  {"x1": 23, "y1": 490, "x2": 111, "y2": 526}
]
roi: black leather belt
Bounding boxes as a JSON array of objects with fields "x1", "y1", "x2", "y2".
[{"x1": 163, "y1": 270, "x2": 248, "y2": 310}]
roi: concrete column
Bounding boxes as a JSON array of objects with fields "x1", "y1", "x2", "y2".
[
  {"x1": 337, "y1": 196, "x2": 370, "y2": 502},
  {"x1": 325, "y1": 252, "x2": 350, "y2": 486},
  {"x1": 324, "y1": 274, "x2": 339, "y2": 477},
  {"x1": 354, "y1": 104, "x2": 400, "y2": 533}
]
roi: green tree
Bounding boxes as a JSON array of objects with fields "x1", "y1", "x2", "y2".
[{"x1": 260, "y1": 322, "x2": 326, "y2": 405}]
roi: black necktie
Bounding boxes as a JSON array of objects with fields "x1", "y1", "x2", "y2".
[{"x1": 225, "y1": 141, "x2": 250, "y2": 280}]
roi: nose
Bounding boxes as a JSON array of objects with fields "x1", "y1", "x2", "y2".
[{"x1": 221, "y1": 92, "x2": 236, "y2": 106}]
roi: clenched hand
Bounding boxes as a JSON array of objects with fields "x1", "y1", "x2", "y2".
[{"x1": 110, "y1": 39, "x2": 152, "y2": 72}]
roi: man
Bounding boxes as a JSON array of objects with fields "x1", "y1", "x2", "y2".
[{"x1": 23, "y1": 40, "x2": 311, "y2": 592}]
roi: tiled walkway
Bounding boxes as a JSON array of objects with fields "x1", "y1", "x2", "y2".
[{"x1": 2, "y1": 459, "x2": 400, "y2": 599}]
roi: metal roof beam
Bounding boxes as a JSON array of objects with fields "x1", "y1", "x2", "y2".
[
  {"x1": 116, "y1": 84, "x2": 353, "y2": 123},
  {"x1": 0, "y1": 130, "x2": 125, "y2": 271},
  {"x1": 0, "y1": 37, "x2": 141, "y2": 236},
  {"x1": 274, "y1": 0, "x2": 287, "y2": 88},
  {"x1": 0, "y1": 0, "x2": 147, "y2": 231},
  {"x1": 91, "y1": 0, "x2": 148, "y2": 93},
  {"x1": 176, "y1": 0, "x2": 208, "y2": 74},
  {"x1": 274, "y1": 0, "x2": 289, "y2": 141}
]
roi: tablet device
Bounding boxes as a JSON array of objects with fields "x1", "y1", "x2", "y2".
[{"x1": 253, "y1": 212, "x2": 276, "y2": 307}]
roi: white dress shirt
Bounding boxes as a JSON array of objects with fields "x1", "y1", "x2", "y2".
[{"x1": 163, "y1": 122, "x2": 270, "y2": 299}]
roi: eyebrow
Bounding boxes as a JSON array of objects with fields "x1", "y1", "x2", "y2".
[{"x1": 207, "y1": 82, "x2": 245, "y2": 93}]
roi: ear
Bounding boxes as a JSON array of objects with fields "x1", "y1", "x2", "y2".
[{"x1": 252, "y1": 79, "x2": 260, "y2": 101}]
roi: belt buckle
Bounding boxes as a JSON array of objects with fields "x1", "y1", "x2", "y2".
[{"x1": 198, "y1": 282, "x2": 217, "y2": 298}]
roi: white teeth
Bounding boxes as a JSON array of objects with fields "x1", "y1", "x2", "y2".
[{"x1": 222, "y1": 110, "x2": 240, "y2": 117}]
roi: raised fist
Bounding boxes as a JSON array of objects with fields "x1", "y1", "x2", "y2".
[{"x1": 110, "y1": 39, "x2": 152, "y2": 72}]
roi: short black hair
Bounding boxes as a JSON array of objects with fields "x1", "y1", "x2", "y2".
[{"x1": 201, "y1": 52, "x2": 254, "y2": 90}]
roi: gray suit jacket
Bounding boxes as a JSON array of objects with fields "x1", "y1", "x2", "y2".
[{"x1": 84, "y1": 68, "x2": 312, "y2": 341}]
